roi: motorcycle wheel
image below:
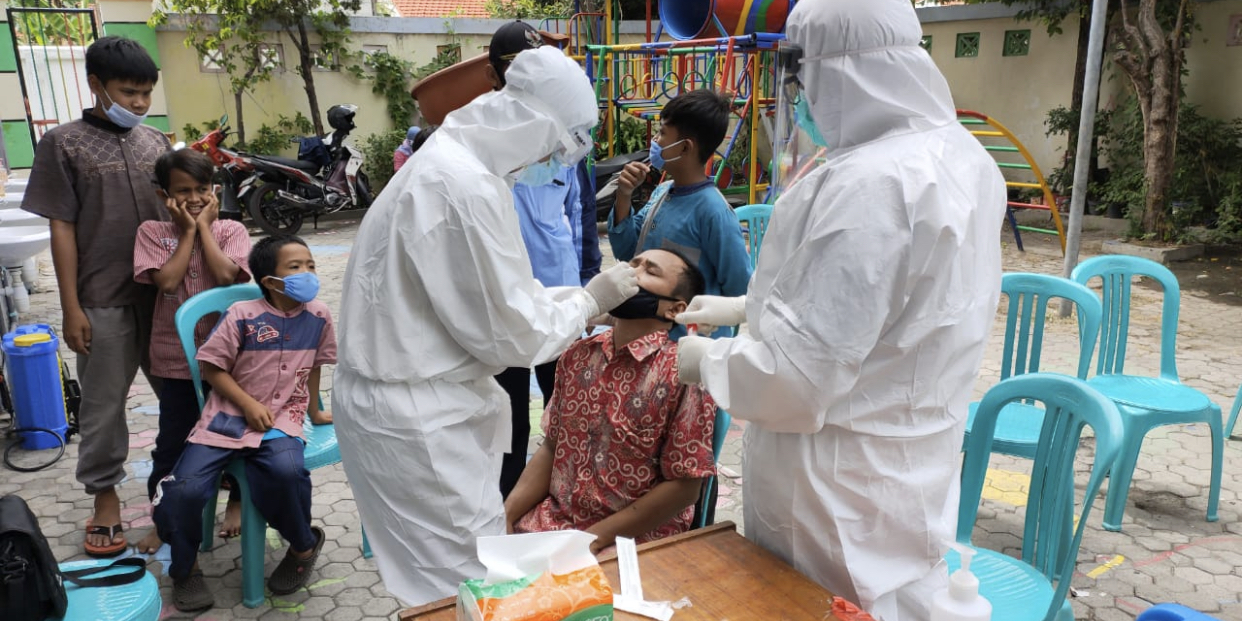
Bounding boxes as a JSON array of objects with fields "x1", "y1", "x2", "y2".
[
  {"x1": 247, "y1": 183, "x2": 304, "y2": 236},
  {"x1": 355, "y1": 172, "x2": 373, "y2": 208}
]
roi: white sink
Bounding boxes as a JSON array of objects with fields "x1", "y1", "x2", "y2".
[
  {"x1": 0, "y1": 226, "x2": 50, "y2": 267},
  {"x1": 0, "y1": 209, "x2": 46, "y2": 228}
]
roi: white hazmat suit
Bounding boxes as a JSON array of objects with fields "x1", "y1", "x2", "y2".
[
  {"x1": 677, "y1": 0, "x2": 1005, "y2": 619},
  {"x1": 332, "y1": 47, "x2": 632, "y2": 606}
]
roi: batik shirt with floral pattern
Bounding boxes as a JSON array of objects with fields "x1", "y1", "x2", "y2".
[{"x1": 515, "y1": 329, "x2": 716, "y2": 542}]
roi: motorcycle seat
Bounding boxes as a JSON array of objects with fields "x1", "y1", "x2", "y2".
[
  {"x1": 594, "y1": 150, "x2": 650, "y2": 178},
  {"x1": 251, "y1": 154, "x2": 321, "y2": 172}
]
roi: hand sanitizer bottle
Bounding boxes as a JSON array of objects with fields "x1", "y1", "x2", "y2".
[{"x1": 931, "y1": 542, "x2": 992, "y2": 621}]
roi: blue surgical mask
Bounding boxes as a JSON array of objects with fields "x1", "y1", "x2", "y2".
[
  {"x1": 649, "y1": 138, "x2": 687, "y2": 170},
  {"x1": 100, "y1": 89, "x2": 147, "y2": 129},
  {"x1": 274, "y1": 272, "x2": 320, "y2": 303},
  {"x1": 516, "y1": 159, "x2": 559, "y2": 187},
  {"x1": 795, "y1": 96, "x2": 829, "y2": 148}
]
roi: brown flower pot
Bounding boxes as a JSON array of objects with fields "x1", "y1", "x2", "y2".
[
  {"x1": 411, "y1": 53, "x2": 492, "y2": 126},
  {"x1": 411, "y1": 31, "x2": 571, "y2": 126}
]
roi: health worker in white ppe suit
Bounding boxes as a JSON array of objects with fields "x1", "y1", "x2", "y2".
[
  {"x1": 331, "y1": 46, "x2": 638, "y2": 607},
  {"x1": 674, "y1": 0, "x2": 1006, "y2": 619}
]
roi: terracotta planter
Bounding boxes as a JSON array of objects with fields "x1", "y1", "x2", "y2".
[
  {"x1": 411, "y1": 31, "x2": 571, "y2": 126},
  {"x1": 411, "y1": 53, "x2": 491, "y2": 126}
]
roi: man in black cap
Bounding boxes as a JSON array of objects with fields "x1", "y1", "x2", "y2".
[
  {"x1": 486, "y1": 20, "x2": 546, "y2": 89},
  {"x1": 485, "y1": 21, "x2": 605, "y2": 500}
]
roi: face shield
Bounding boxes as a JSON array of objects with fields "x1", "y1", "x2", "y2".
[
  {"x1": 770, "y1": 41, "x2": 832, "y2": 202},
  {"x1": 552, "y1": 124, "x2": 593, "y2": 167}
]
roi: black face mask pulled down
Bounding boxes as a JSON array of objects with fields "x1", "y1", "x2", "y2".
[{"x1": 609, "y1": 286, "x2": 681, "y2": 321}]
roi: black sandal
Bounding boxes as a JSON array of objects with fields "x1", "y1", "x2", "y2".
[
  {"x1": 173, "y1": 570, "x2": 215, "y2": 612},
  {"x1": 267, "y1": 526, "x2": 325, "y2": 595}
]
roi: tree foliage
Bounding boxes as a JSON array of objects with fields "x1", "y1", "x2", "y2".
[
  {"x1": 963, "y1": 0, "x2": 1089, "y2": 35},
  {"x1": 153, "y1": 0, "x2": 360, "y2": 138},
  {"x1": 967, "y1": 0, "x2": 1198, "y2": 240},
  {"x1": 485, "y1": 0, "x2": 574, "y2": 18},
  {"x1": 257, "y1": 0, "x2": 361, "y2": 136},
  {"x1": 151, "y1": 0, "x2": 275, "y2": 144}
]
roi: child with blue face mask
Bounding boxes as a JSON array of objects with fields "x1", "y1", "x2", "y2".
[
  {"x1": 607, "y1": 89, "x2": 753, "y2": 341},
  {"x1": 152, "y1": 234, "x2": 336, "y2": 612}
]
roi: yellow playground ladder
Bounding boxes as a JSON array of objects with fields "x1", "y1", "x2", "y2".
[{"x1": 958, "y1": 110, "x2": 1066, "y2": 254}]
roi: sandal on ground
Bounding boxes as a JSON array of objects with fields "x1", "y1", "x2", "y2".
[
  {"x1": 267, "y1": 526, "x2": 325, "y2": 595},
  {"x1": 83, "y1": 521, "x2": 127, "y2": 558},
  {"x1": 173, "y1": 570, "x2": 215, "y2": 612}
]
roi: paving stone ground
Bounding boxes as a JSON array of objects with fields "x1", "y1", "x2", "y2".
[{"x1": 2, "y1": 214, "x2": 1241, "y2": 620}]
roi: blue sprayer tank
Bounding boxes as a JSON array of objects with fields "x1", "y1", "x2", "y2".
[{"x1": 3, "y1": 324, "x2": 68, "y2": 450}]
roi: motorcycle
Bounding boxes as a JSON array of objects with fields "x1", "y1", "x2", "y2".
[
  {"x1": 591, "y1": 150, "x2": 657, "y2": 222},
  {"x1": 187, "y1": 114, "x2": 259, "y2": 221},
  {"x1": 244, "y1": 104, "x2": 372, "y2": 236}
]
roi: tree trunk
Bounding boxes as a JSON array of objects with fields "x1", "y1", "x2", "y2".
[
  {"x1": 294, "y1": 21, "x2": 325, "y2": 136},
  {"x1": 1066, "y1": 4, "x2": 1091, "y2": 156},
  {"x1": 1139, "y1": 49, "x2": 1180, "y2": 239},
  {"x1": 233, "y1": 88, "x2": 247, "y2": 146},
  {"x1": 1113, "y1": 0, "x2": 1189, "y2": 241}
]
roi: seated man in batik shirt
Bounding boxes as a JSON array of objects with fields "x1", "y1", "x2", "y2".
[{"x1": 504, "y1": 248, "x2": 717, "y2": 554}]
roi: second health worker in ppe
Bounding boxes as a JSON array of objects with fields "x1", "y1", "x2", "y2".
[
  {"x1": 675, "y1": 0, "x2": 1006, "y2": 619},
  {"x1": 331, "y1": 46, "x2": 637, "y2": 607}
]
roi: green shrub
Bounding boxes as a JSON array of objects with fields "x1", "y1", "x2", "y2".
[
  {"x1": 359, "y1": 129, "x2": 407, "y2": 195},
  {"x1": 354, "y1": 51, "x2": 418, "y2": 130},
  {"x1": 180, "y1": 118, "x2": 221, "y2": 143},
  {"x1": 1046, "y1": 98, "x2": 1242, "y2": 242},
  {"x1": 242, "y1": 112, "x2": 316, "y2": 157},
  {"x1": 593, "y1": 116, "x2": 648, "y2": 161}
]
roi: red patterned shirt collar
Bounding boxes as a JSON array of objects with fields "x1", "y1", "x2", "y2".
[{"x1": 601, "y1": 329, "x2": 670, "y2": 363}]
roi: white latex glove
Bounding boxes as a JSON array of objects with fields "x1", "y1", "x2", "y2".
[
  {"x1": 675, "y1": 295, "x2": 747, "y2": 336},
  {"x1": 676, "y1": 335, "x2": 712, "y2": 385},
  {"x1": 584, "y1": 263, "x2": 639, "y2": 318}
]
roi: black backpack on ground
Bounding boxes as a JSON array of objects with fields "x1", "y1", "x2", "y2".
[{"x1": 0, "y1": 494, "x2": 146, "y2": 621}]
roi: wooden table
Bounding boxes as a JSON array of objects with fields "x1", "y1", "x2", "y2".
[{"x1": 398, "y1": 521, "x2": 847, "y2": 621}]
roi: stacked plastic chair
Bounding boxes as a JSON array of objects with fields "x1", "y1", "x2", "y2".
[
  {"x1": 1071, "y1": 255, "x2": 1222, "y2": 531},
  {"x1": 953, "y1": 373, "x2": 1123, "y2": 621}
]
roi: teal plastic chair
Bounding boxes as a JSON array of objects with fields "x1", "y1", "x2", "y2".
[
  {"x1": 1226, "y1": 383, "x2": 1242, "y2": 439},
  {"x1": 963, "y1": 273, "x2": 1102, "y2": 458},
  {"x1": 693, "y1": 408, "x2": 733, "y2": 529},
  {"x1": 58, "y1": 559, "x2": 162, "y2": 621},
  {"x1": 174, "y1": 284, "x2": 365, "y2": 608},
  {"x1": 953, "y1": 373, "x2": 1123, "y2": 621},
  {"x1": 734, "y1": 204, "x2": 772, "y2": 270},
  {"x1": 1071, "y1": 255, "x2": 1222, "y2": 531}
]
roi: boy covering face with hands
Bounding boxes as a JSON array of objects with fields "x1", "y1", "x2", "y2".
[{"x1": 133, "y1": 149, "x2": 253, "y2": 555}]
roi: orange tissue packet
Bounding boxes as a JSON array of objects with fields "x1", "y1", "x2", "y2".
[{"x1": 458, "y1": 531, "x2": 614, "y2": 621}]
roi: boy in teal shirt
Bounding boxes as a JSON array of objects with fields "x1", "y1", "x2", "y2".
[{"x1": 609, "y1": 89, "x2": 752, "y2": 339}]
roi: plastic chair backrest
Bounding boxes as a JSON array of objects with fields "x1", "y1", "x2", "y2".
[
  {"x1": 734, "y1": 204, "x2": 772, "y2": 270},
  {"x1": 693, "y1": 407, "x2": 733, "y2": 529},
  {"x1": 712, "y1": 408, "x2": 731, "y2": 460},
  {"x1": 1071, "y1": 255, "x2": 1181, "y2": 381},
  {"x1": 174, "y1": 283, "x2": 264, "y2": 410},
  {"x1": 998, "y1": 273, "x2": 1102, "y2": 381},
  {"x1": 959, "y1": 373, "x2": 1123, "y2": 621}
]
